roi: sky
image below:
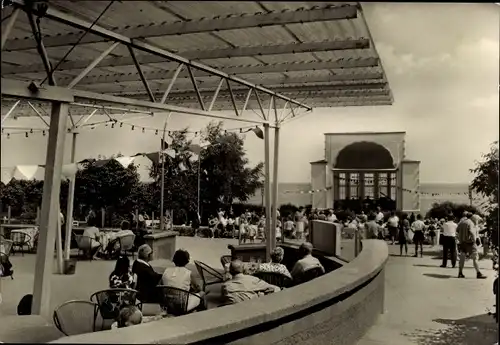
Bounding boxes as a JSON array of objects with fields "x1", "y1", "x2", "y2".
[{"x1": 1, "y1": 3, "x2": 499, "y2": 184}]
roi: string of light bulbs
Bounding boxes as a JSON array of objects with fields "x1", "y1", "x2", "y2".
[{"x1": 1, "y1": 118, "x2": 262, "y2": 139}]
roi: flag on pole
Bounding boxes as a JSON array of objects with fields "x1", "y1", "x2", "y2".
[{"x1": 161, "y1": 139, "x2": 169, "y2": 150}]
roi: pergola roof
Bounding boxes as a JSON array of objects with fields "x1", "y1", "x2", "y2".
[{"x1": 1, "y1": 1, "x2": 392, "y2": 122}]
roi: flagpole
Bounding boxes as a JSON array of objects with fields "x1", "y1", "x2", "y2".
[
  {"x1": 159, "y1": 113, "x2": 171, "y2": 232},
  {"x1": 197, "y1": 156, "x2": 201, "y2": 220}
]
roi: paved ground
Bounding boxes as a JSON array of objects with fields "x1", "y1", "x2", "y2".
[
  {"x1": 1, "y1": 238, "x2": 497, "y2": 345},
  {"x1": 357, "y1": 245, "x2": 498, "y2": 345}
]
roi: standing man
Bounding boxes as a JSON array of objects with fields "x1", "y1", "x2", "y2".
[
  {"x1": 457, "y1": 212, "x2": 487, "y2": 279},
  {"x1": 440, "y1": 214, "x2": 458, "y2": 268},
  {"x1": 375, "y1": 207, "x2": 385, "y2": 224}
]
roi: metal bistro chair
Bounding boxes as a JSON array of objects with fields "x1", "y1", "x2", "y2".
[
  {"x1": 194, "y1": 260, "x2": 224, "y2": 292},
  {"x1": 118, "y1": 234, "x2": 136, "y2": 259},
  {"x1": 0, "y1": 239, "x2": 13, "y2": 257},
  {"x1": 75, "y1": 235, "x2": 100, "y2": 261},
  {"x1": 90, "y1": 288, "x2": 140, "y2": 331},
  {"x1": 53, "y1": 300, "x2": 98, "y2": 335},
  {"x1": 157, "y1": 286, "x2": 206, "y2": 317},
  {"x1": 10, "y1": 231, "x2": 32, "y2": 256},
  {"x1": 220, "y1": 255, "x2": 232, "y2": 270},
  {"x1": 252, "y1": 271, "x2": 293, "y2": 289},
  {"x1": 293, "y1": 266, "x2": 324, "y2": 286}
]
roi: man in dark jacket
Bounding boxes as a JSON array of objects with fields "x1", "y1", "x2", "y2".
[{"x1": 131, "y1": 244, "x2": 162, "y2": 303}]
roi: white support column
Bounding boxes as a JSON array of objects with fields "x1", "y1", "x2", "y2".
[
  {"x1": 263, "y1": 124, "x2": 272, "y2": 261},
  {"x1": 64, "y1": 133, "x2": 77, "y2": 260},
  {"x1": 270, "y1": 125, "x2": 280, "y2": 251},
  {"x1": 32, "y1": 102, "x2": 69, "y2": 317}
]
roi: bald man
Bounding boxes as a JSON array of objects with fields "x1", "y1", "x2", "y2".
[
  {"x1": 221, "y1": 260, "x2": 280, "y2": 304},
  {"x1": 290, "y1": 242, "x2": 325, "y2": 280}
]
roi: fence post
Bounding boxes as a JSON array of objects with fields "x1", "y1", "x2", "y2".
[{"x1": 7, "y1": 206, "x2": 11, "y2": 224}]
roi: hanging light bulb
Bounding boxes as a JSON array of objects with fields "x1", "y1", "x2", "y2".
[
  {"x1": 111, "y1": 123, "x2": 115, "y2": 128},
  {"x1": 142, "y1": 127, "x2": 145, "y2": 133},
  {"x1": 131, "y1": 125, "x2": 135, "y2": 130},
  {"x1": 7, "y1": 133, "x2": 10, "y2": 139},
  {"x1": 30, "y1": 128, "x2": 33, "y2": 133},
  {"x1": 25, "y1": 132, "x2": 29, "y2": 138},
  {"x1": 120, "y1": 122, "x2": 123, "y2": 128},
  {"x1": 239, "y1": 128, "x2": 243, "y2": 133},
  {"x1": 42, "y1": 130, "x2": 46, "y2": 136},
  {"x1": 155, "y1": 129, "x2": 158, "y2": 135}
]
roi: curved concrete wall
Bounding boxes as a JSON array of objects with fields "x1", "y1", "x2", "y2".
[{"x1": 53, "y1": 240, "x2": 388, "y2": 345}]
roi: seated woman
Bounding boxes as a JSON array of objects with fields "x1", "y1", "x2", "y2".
[
  {"x1": 161, "y1": 249, "x2": 205, "y2": 311},
  {"x1": 257, "y1": 247, "x2": 292, "y2": 279},
  {"x1": 132, "y1": 245, "x2": 162, "y2": 303},
  {"x1": 109, "y1": 256, "x2": 135, "y2": 289},
  {"x1": 81, "y1": 216, "x2": 101, "y2": 259}
]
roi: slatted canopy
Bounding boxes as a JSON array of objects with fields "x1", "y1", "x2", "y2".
[{"x1": 1, "y1": 0, "x2": 392, "y2": 125}]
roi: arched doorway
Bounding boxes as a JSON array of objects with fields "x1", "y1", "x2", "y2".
[{"x1": 333, "y1": 141, "x2": 397, "y2": 211}]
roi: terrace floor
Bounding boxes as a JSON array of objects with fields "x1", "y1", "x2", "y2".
[{"x1": 0, "y1": 238, "x2": 497, "y2": 345}]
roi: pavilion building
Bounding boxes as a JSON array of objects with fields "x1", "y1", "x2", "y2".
[{"x1": 310, "y1": 131, "x2": 421, "y2": 212}]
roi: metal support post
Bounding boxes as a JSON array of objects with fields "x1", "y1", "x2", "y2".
[
  {"x1": 32, "y1": 102, "x2": 69, "y2": 316},
  {"x1": 160, "y1": 63, "x2": 184, "y2": 104},
  {"x1": 55, "y1": 202, "x2": 63, "y2": 274},
  {"x1": 263, "y1": 124, "x2": 272, "y2": 261},
  {"x1": 270, "y1": 125, "x2": 280, "y2": 250},
  {"x1": 159, "y1": 115, "x2": 170, "y2": 231},
  {"x1": 68, "y1": 42, "x2": 119, "y2": 88},
  {"x1": 1, "y1": 100, "x2": 21, "y2": 124},
  {"x1": 208, "y1": 78, "x2": 224, "y2": 112},
  {"x1": 1, "y1": 8, "x2": 20, "y2": 51},
  {"x1": 64, "y1": 133, "x2": 77, "y2": 260}
]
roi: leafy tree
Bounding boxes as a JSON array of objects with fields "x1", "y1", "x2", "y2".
[
  {"x1": 199, "y1": 122, "x2": 263, "y2": 217},
  {"x1": 426, "y1": 201, "x2": 479, "y2": 220},
  {"x1": 470, "y1": 141, "x2": 499, "y2": 247},
  {"x1": 74, "y1": 159, "x2": 142, "y2": 225}
]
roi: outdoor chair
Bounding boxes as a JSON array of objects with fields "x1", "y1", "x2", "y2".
[
  {"x1": 53, "y1": 300, "x2": 98, "y2": 335},
  {"x1": 90, "y1": 288, "x2": 140, "y2": 331},
  {"x1": 293, "y1": 266, "x2": 324, "y2": 285},
  {"x1": 0, "y1": 239, "x2": 13, "y2": 256},
  {"x1": 220, "y1": 255, "x2": 232, "y2": 269},
  {"x1": 0, "y1": 252, "x2": 14, "y2": 279},
  {"x1": 75, "y1": 235, "x2": 100, "y2": 261},
  {"x1": 118, "y1": 234, "x2": 136, "y2": 259},
  {"x1": 194, "y1": 260, "x2": 225, "y2": 292},
  {"x1": 252, "y1": 271, "x2": 293, "y2": 288},
  {"x1": 156, "y1": 285, "x2": 206, "y2": 317},
  {"x1": 10, "y1": 232, "x2": 32, "y2": 256}
]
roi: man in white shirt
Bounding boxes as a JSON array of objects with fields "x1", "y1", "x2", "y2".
[
  {"x1": 440, "y1": 214, "x2": 458, "y2": 268},
  {"x1": 326, "y1": 209, "x2": 337, "y2": 222},
  {"x1": 375, "y1": 207, "x2": 385, "y2": 224},
  {"x1": 387, "y1": 212, "x2": 399, "y2": 245}
]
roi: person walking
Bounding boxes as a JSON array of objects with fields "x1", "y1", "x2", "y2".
[
  {"x1": 398, "y1": 214, "x2": 409, "y2": 256},
  {"x1": 411, "y1": 214, "x2": 426, "y2": 257},
  {"x1": 440, "y1": 214, "x2": 458, "y2": 268},
  {"x1": 457, "y1": 212, "x2": 487, "y2": 279}
]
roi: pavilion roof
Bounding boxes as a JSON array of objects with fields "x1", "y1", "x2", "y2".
[{"x1": 1, "y1": 1, "x2": 392, "y2": 122}]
